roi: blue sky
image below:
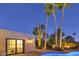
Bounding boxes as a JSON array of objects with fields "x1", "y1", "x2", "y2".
[{"x1": 0, "y1": 3, "x2": 79, "y2": 42}]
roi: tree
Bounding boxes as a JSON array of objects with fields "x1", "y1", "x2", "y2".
[
  {"x1": 45, "y1": 3, "x2": 71, "y2": 49},
  {"x1": 56, "y1": 28, "x2": 65, "y2": 47},
  {"x1": 47, "y1": 34, "x2": 55, "y2": 49},
  {"x1": 44, "y1": 4, "x2": 50, "y2": 50},
  {"x1": 73, "y1": 32, "x2": 76, "y2": 39},
  {"x1": 32, "y1": 27, "x2": 38, "y2": 36},
  {"x1": 65, "y1": 35, "x2": 75, "y2": 42},
  {"x1": 56, "y1": 3, "x2": 70, "y2": 48},
  {"x1": 47, "y1": 29, "x2": 65, "y2": 49},
  {"x1": 45, "y1": 3, "x2": 58, "y2": 48},
  {"x1": 32, "y1": 24, "x2": 45, "y2": 48}
]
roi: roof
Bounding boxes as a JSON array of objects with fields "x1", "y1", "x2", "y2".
[{"x1": 0, "y1": 29, "x2": 35, "y2": 39}]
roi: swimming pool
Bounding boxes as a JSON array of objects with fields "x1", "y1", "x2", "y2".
[{"x1": 41, "y1": 51, "x2": 79, "y2": 56}]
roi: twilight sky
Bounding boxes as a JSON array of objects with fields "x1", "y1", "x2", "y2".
[{"x1": 0, "y1": 3, "x2": 79, "y2": 41}]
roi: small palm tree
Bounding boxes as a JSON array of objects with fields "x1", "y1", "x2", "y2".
[{"x1": 32, "y1": 24, "x2": 45, "y2": 48}]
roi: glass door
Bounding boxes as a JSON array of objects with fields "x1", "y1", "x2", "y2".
[
  {"x1": 6, "y1": 39, "x2": 24, "y2": 55},
  {"x1": 17, "y1": 40, "x2": 23, "y2": 53},
  {"x1": 7, "y1": 40, "x2": 16, "y2": 55}
]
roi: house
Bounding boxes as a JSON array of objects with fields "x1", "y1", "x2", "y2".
[
  {"x1": 0, "y1": 29, "x2": 35, "y2": 56},
  {"x1": 64, "y1": 41, "x2": 77, "y2": 49}
]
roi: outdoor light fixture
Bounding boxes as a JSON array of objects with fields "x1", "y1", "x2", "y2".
[
  {"x1": 27, "y1": 39, "x2": 33, "y2": 43},
  {"x1": 65, "y1": 45, "x2": 70, "y2": 48}
]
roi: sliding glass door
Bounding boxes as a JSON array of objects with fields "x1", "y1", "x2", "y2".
[
  {"x1": 7, "y1": 40, "x2": 16, "y2": 55},
  {"x1": 6, "y1": 39, "x2": 24, "y2": 55},
  {"x1": 17, "y1": 40, "x2": 23, "y2": 53}
]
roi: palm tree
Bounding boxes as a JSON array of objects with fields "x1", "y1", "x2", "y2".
[
  {"x1": 73, "y1": 32, "x2": 76, "y2": 39},
  {"x1": 56, "y1": 3, "x2": 70, "y2": 48},
  {"x1": 33, "y1": 24, "x2": 45, "y2": 48},
  {"x1": 45, "y1": 4, "x2": 58, "y2": 48},
  {"x1": 37, "y1": 24, "x2": 45, "y2": 48},
  {"x1": 32, "y1": 26, "x2": 39, "y2": 48},
  {"x1": 44, "y1": 4, "x2": 50, "y2": 50}
]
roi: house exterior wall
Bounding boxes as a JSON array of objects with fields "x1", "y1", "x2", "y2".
[
  {"x1": 0, "y1": 29, "x2": 35, "y2": 56},
  {"x1": 0, "y1": 30, "x2": 6, "y2": 56}
]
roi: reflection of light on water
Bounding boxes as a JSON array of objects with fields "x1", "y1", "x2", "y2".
[{"x1": 41, "y1": 51, "x2": 79, "y2": 56}]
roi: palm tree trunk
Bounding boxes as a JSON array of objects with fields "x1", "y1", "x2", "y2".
[
  {"x1": 37, "y1": 26, "x2": 41, "y2": 48},
  {"x1": 53, "y1": 13, "x2": 58, "y2": 48},
  {"x1": 37, "y1": 34, "x2": 40, "y2": 48},
  {"x1": 59, "y1": 4, "x2": 65, "y2": 48},
  {"x1": 44, "y1": 15, "x2": 48, "y2": 50},
  {"x1": 52, "y1": 4, "x2": 58, "y2": 48}
]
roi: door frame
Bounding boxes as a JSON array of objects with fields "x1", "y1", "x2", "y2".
[{"x1": 6, "y1": 38, "x2": 25, "y2": 56}]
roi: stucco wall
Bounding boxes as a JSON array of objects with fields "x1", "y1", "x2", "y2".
[
  {"x1": 0, "y1": 30, "x2": 6, "y2": 56},
  {"x1": 0, "y1": 29, "x2": 35, "y2": 56}
]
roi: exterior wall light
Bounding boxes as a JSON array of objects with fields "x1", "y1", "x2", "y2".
[{"x1": 27, "y1": 40, "x2": 33, "y2": 43}]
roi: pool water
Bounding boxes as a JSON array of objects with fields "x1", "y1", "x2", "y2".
[{"x1": 41, "y1": 51, "x2": 79, "y2": 56}]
